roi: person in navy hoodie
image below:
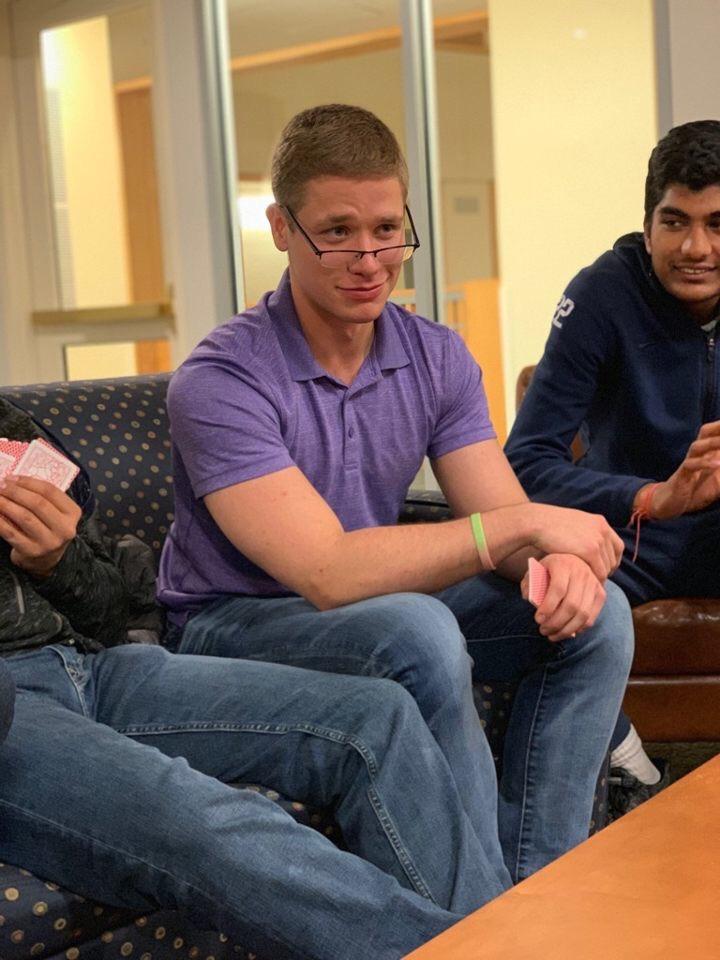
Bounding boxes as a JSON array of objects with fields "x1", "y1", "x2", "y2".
[{"x1": 506, "y1": 119, "x2": 720, "y2": 812}]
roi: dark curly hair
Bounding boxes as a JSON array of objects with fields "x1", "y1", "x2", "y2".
[{"x1": 644, "y1": 120, "x2": 720, "y2": 224}]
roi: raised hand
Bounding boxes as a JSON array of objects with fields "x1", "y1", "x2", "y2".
[
  {"x1": 0, "y1": 475, "x2": 81, "y2": 577},
  {"x1": 646, "y1": 421, "x2": 720, "y2": 519}
]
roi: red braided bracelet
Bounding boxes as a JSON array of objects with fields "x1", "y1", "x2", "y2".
[{"x1": 628, "y1": 483, "x2": 659, "y2": 562}]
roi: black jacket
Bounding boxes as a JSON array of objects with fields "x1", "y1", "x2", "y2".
[{"x1": 0, "y1": 398, "x2": 129, "y2": 656}]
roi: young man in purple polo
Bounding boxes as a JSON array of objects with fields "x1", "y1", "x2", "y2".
[{"x1": 159, "y1": 103, "x2": 634, "y2": 882}]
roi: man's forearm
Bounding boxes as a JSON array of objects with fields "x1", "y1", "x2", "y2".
[
  {"x1": 207, "y1": 463, "x2": 621, "y2": 609},
  {"x1": 303, "y1": 503, "x2": 548, "y2": 609}
]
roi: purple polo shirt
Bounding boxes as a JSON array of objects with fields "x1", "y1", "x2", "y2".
[{"x1": 158, "y1": 271, "x2": 495, "y2": 620}]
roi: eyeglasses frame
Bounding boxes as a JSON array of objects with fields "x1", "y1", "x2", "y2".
[{"x1": 281, "y1": 204, "x2": 421, "y2": 267}]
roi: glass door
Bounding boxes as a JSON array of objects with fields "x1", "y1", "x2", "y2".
[
  {"x1": 431, "y1": 0, "x2": 505, "y2": 437},
  {"x1": 222, "y1": 0, "x2": 410, "y2": 308},
  {"x1": 10, "y1": 0, "x2": 173, "y2": 382}
]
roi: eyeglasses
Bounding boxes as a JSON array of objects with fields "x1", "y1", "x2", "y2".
[{"x1": 283, "y1": 205, "x2": 420, "y2": 268}]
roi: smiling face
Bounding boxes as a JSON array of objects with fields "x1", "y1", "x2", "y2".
[
  {"x1": 644, "y1": 183, "x2": 720, "y2": 322},
  {"x1": 267, "y1": 176, "x2": 407, "y2": 334}
]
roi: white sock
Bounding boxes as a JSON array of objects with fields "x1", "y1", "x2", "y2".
[{"x1": 610, "y1": 725, "x2": 661, "y2": 785}]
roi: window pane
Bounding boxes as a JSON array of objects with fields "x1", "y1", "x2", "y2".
[
  {"x1": 40, "y1": 3, "x2": 166, "y2": 310},
  {"x1": 225, "y1": 0, "x2": 407, "y2": 305}
]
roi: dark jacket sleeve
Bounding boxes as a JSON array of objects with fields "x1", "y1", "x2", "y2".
[
  {"x1": 505, "y1": 270, "x2": 652, "y2": 527},
  {"x1": 32, "y1": 510, "x2": 130, "y2": 648},
  {"x1": 0, "y1": 659, "x2": 15, "y2": 744}
]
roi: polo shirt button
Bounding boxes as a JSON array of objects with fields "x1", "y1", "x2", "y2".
[{"x1": 348, "y1": 427, "x2": 354, "y2": 438}]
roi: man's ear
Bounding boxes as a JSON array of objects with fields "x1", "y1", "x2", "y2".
[{"x1": 266, "y1": 203, "x2": 289, "y2": 252}]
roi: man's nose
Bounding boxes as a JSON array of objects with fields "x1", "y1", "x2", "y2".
[
  {"x1": 348, "y1": 250, "x2": 384, "y2": 275},
  {"x1": 681, "y1": 225, "x2": 713, "y2": 258}
]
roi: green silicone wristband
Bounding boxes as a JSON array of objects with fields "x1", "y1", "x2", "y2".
[{"x1": 470, "y1": 512, "x2": 487, "y2": 553}]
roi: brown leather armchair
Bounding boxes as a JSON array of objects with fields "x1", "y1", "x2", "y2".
[{"x1": 516, "y1": 365, "x2": 720, "y2": 742}]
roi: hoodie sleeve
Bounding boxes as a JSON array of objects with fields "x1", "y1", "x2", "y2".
[{"x1": 505, "y1": 267, "x2": 653, "y2": 527}]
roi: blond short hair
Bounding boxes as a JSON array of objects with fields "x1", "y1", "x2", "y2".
[{"x1": 271, "y1": 104, "x2": 409, "y2": 210}]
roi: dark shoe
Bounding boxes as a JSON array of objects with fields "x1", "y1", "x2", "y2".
[{"x1": 608, "y1": 758, "x2": 671, "y2": 822}]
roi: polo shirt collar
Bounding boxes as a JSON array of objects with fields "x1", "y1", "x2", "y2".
[
  {"x1": 266, "y1": 272, "x2": 324, "y2": 382},
  {"x1": 267, "y1": 270, "x2": 410, "y2": 383}
]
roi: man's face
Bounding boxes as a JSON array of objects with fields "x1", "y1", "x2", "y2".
[
  {"x1": 267, "y1": 176, "x2": 406, "y2": 331},
  {"x1": 644, "y1": 183, "x2": 720, "y2": 322}
]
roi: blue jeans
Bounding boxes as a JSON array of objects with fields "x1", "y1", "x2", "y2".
[
  {"x1": 0, "y1": 643, "x2": 512, "y2": 960},
  {"x1": 178, "y1": 574, "x2": 634, "y2": 881}
]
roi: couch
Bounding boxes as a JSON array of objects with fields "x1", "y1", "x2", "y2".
[
  {"x1": 0, "y1": 374, "x2": 609, "y2": 960},
  {"x1": 516, "y1": 364, "x2": 720, "y2": 743}
]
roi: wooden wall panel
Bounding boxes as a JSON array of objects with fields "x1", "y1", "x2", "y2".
[
  {"x1": 134, "y1": 337, "x2": 172, "y2": 374},
  {"x1": 115, "y1": 87, "x2": 165, "y2": 303}
]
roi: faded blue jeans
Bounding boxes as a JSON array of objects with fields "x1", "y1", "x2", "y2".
[
  {"x1": 0, "y1": 643, "x2": 512, "y2": 960},
  {"x1": 177, "y1": 574, "x2": 634, "y2": 881}
]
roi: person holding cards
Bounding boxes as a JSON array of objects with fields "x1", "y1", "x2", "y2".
[
  {"x1": 159, "y1": 103, "x2": 635, "y2": 883},
  {"x1": 506, "y1": 120, "x2": 720, "y2": 814},
  {"x1": 0, "y1": 396, "x2": 564, "y2": 960}
]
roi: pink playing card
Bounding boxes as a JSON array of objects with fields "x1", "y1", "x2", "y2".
[
  {"x1": 0, "y1": 439, "x2": 29, "y2": 464},
  {"x1": 0, "y1": 451, "x2": 16, "y2": 481},
  {"x1": 11, "y1": 438, "x2": 79, "y2": 491},
  {"x1": 527, "y1": 557, "x2": 550, "y2": 607}
]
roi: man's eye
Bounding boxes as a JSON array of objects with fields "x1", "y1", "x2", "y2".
[
  {"x1": 661, "y1": 219, "x2": 683, "y2": 229},
  {"x1": 324, "y1": 226, "x2": 349, "y2": 241},
  {"x1": 377, "y1": 223, "x2": 401, "y2": 238}
]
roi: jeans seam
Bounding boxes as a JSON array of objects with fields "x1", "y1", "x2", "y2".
[
  {"x1": 0, "y1": 798, "x2": 311, "y2": 960},
  {"x1": 121, "y1": 719, "x2": 437, "y2": 903},
  {"x1": 48, "y1": 645, "x2": 90, "y2": 718},
  {"x1": 513, "y1": 664, "x2": 549, "y2": 883},
  {"x1": 241, "y1": 651, "x2": 389, "y2": 676}
]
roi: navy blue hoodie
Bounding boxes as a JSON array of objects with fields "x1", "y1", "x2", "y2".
[{"x1": 505, "y1": 233, "x2": 720, "y2": 528}]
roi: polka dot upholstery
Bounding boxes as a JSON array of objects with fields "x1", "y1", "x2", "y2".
[{"x1": 1, "y1": 376, "x2": 175, "y2": 562}]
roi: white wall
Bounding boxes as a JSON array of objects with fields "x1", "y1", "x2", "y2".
[{"x1": 489, "y1": 0, "x2": 658, "y2": 423}]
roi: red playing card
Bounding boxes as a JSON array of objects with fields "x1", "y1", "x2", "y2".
[
  {"x1": 0, "y1": 451, "x2": 16, "y2": 482},
  {"x1": 527, "y1": 557, "x2": 550, "y2": 607},
  {"x1": 0, "y1": 439, "x2": 29, "y2": 463},
  {"x1": 11, "y1": 438, "x2": 79, "y2": 491}
]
